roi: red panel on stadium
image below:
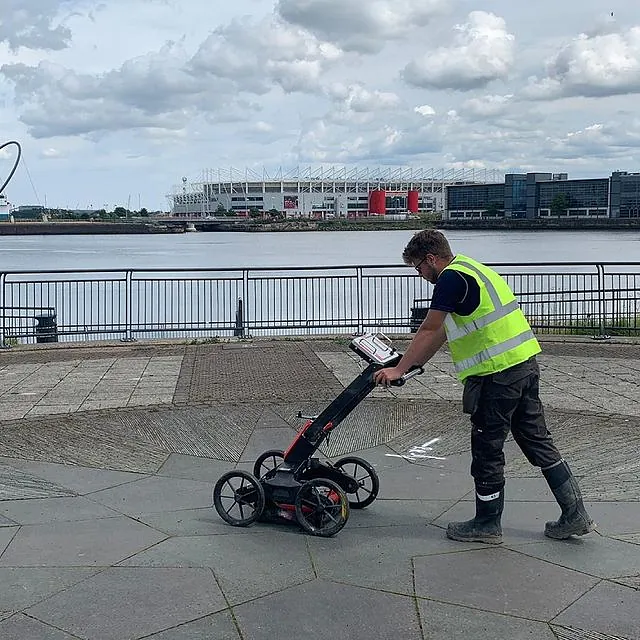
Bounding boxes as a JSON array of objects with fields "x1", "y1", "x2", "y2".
[
  {"x1": 408, "y1": 190, "x2": 419, "y2": 213},
  {"x1": 369, "y1": 190, "x2": 386, "y2": 215}
]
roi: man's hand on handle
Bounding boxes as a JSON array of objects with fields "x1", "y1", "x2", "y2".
[{"x1": 373, "y1": 366, "x2": 404, "y2": 388}]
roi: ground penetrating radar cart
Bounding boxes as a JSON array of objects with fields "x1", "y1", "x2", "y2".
[{"x1": 213, "y1": 333, "x2": 423, "y2": 536}]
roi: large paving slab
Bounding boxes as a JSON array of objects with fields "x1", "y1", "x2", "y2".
[
  {"x1": 510, "y1": 535, "x2": 640, "y2": 579},
  {"x1": 155, "y1": 453, "x2": 235, "y2": 482},
  {"x1": 0, "y1": 614, "x2": 79, "y2": 639},
  {"x1": 413, "y1": 547, "x2": 600, "y2": 620},
  {"x1": 119, "y1": 529, "x2": 316, "y2": 605},
  {"x1": 0, "y1": 567, "x2": 98, "y2": 614},
  {"x1": 552, "y1": 580, "x2": 640, "y2": 639},
  {"x1": 418, "y1": 600, "x2": 557, "y2": 640},
  {"x1": 0, "y1": 465, "x2": 76, "y2": 500},
  {"x1": 0, "y1": 516, "x2": 167, "y2": 567},
  {"x1": 307, "y1": 523, "x2": 482, "y2": 595},
  {"x1": 0, "y1": 495, "x2": 120, "y2": 525},
  {"x1": 143, "y1": 611, "x2": 241, "y2": 639},
  {"x1": 87, "y1": 475, "x2": 217, "y2": 517},
  {"x1": 25, "y1": 567, "x2": 227, "y2": 640},
  {"x1": 0, "y1": 526, "x2": 18, "y2": 555},
  {"x1": 233, "y1": 579, "x2": 424, "y2": 640},
  {"x1": 0, "y1": 458, "x2": 147, "y2": 494}
]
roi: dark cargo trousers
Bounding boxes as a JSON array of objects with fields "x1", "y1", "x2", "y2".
[{"x1": 463, "y1": 357, "x2": 562, "y2": 494}]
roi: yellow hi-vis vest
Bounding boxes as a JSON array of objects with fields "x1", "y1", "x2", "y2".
[{"x1": 442, "y1": 255, "x2": 541, "y2": 382}]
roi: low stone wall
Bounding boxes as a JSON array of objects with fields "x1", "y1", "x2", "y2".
[{"x1": 0, "y1": 222, "x2": 176, "y2": 235}]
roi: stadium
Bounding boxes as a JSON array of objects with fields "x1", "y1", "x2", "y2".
[{"x1": 169, "y1": 166, "x2": 501, "y2": 218}]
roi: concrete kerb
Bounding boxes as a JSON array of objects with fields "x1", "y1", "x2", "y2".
[{"x1": 3, "y1": 331, "x2": 640, "y2": 352}]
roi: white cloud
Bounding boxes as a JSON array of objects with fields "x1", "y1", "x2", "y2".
[
  {"x1": 321, "y1": 84, "x2": 403, "y2": 129},
  {"x1": 190, "y1": 16, "x2": 342, "y2": 94},
  {"x1": 445, "y1": 158, "x2": 492, "y2": 171},
  {"x1": 1, "y1": 15, "x2": 342, "y2": 138},
  {"x1": 39, "y1": 147, "x2": 66, "y2": 159},
  {"x1": 525, "y1": 27, "x2": 640, "y2": 99},
  {"x1": 253, "y1": 121, "x2": 274, "y2": 133},
  {"x1": 415, "y1": 105, "x2": 436, "y2": 117},
  {"x1": 460, "y1": 94, "x2": 513, "y2": 117},
  {"x1": 546, "y1": 121, "x2": 640, "y2": 159},
  {"x1": 294, "y1": 102, "x2": 443, "y2": 164},
  {"x1": 0, "y1": 0, "x2": 75, "y2": 51},
  {"x1": 327, "y1": 83, "x2": 401, "y2": 112},
  {"x1": 277, "y1": 0, "x2": 448, "y2": 53},
  {"x1": 403, "y1": 11, "x2": 515, "y2": 91},
  {"x1": 1, "y1": 43, "x2": 215, "y2": 138}
]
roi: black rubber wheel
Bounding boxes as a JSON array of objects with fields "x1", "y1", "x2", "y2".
[
  {"x1": 333, "y1": 456, "x2": 379, "y2": 508},
  {"x1": 295, "y1": 478, "x2": 349, "y2": 537},
  {"x1": 213, "y1": 470, "x2": 265, "y2": 527},
  {"x1": 253, "y1": 449, "x2": 284, "y2": 478}
]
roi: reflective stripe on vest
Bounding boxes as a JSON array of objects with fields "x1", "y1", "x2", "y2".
[
  {"x1": 444, "y1": 299, "x2": 520, "y2": 342},
  {"x1": 452, "y1": 328, "x2": 537, "y2": 375}
]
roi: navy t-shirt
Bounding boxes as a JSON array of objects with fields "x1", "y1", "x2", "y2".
[{"x1": 430, "y1": 267, "x2": 480, "y2": 316}]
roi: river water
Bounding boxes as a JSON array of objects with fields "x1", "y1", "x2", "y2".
[{"x1": 0, "y1": 229, "x2": 639, "y2": 272}]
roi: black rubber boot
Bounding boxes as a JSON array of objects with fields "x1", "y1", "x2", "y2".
[
  {"x1": 542, "y1": 460, "x2": 595, "y2": 539},
  {"x1": 446, "y1": 489, "x2": 504, "y2": 544}
]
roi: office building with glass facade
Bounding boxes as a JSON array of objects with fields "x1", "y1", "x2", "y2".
[
  {"x1": 610, "y1": 171, "x2": 640, "y2": 218},
  {"x1": 446, "y1": 171, "x2": 640, "y2": 219}
]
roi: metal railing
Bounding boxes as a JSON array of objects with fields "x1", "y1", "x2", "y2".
[{"x1": 1, "y1": 263, "x2": 639, "y2": 345}]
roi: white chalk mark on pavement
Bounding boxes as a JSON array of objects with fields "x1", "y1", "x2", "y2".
[{"x1": 386, "y1": 438, "x2": 446, "y2": 461}]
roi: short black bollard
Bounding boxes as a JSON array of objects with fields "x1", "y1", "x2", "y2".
[
  {"x1": 234, "y1": 299, "x2": 245, "y2": 337},
  {"x1": 410, "y1": 305, "x2": 428, "y2": 333},
  {"x1": 34, "y1": 312, "x2": 58, "y2": 343}
]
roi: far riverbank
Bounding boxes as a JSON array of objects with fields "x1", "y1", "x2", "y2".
[{"x1": 2, "y1": 217, "x2": 640, "y2": 235}]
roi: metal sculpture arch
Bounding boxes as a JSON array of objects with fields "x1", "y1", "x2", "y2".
[{"x1": 0, "y1": 140, "x2": 21, "y2": 195}]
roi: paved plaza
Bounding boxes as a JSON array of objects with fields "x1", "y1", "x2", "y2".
[{"x1": 0, "y1": 337, "x2": 639, "y2": 639}]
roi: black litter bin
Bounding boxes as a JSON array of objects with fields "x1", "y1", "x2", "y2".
[
  {"x1": 34, "y1": 313, "x2": 58, "y2": 343},
  {"x1": 410, "y1": 305, "x2": 429, "y2": 333}
]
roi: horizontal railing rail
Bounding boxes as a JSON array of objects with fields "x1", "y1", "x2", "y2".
[{"x1": 1, "y1": 263, "x2": 639, "y2": 345}]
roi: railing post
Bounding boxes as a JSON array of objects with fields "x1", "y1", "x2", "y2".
[
  {"x1": 0, "y1": 273, "x2": 7, "y2": 348},
  {"x1": 355, "y1": 267, "x2": 364, "y2": 335},
  {"x1": 593, "y1": 263, "x2": 611, "y2": 340},
  {"x1": 240, "y1": 268, "x2": 249, "y2": 338},
  {"x1": 122, "y1": 270, "x2": 135, "y2": 342}
]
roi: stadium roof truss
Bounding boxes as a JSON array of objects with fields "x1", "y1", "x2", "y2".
[
  {"x1": 200, "y1": 166, "x2": 502, "y2": 183},
  {"x1": 170, "y1": 167, "x2": 503, "y2": 197}
]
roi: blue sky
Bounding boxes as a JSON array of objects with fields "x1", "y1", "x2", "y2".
[{"x1": 1, "y1": 0, "x2": 639, "y2": 210}]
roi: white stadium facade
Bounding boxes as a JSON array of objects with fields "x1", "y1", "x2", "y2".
[{"x1": 169, "y1": 167, "x2": 502, "y2": 218}]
